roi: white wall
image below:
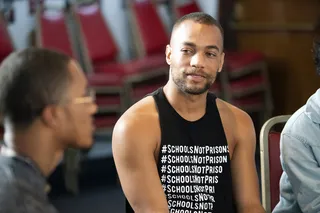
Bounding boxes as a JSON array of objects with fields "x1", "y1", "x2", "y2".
[
  {"x1": 100, "y1": 0, "x2": 131, "y2": 61},
  {"x1": 7, "y1": 0, "x2": 219, "y2": 60},
  {"x1": 7, "y1": 0, "x2": 35, "y2": 50},
  {"x1": 198, "y1": 0, "x2": 219, "y2": 18}
]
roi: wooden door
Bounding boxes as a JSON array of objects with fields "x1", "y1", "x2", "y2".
[{"x1": 230, "y1": 0, "x2": 320, "y2": 115}]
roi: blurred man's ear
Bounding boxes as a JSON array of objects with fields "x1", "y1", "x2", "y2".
[
  {"x1": 41, "y1": 105, "x2": 62, "y2": 129},
  {"x1": 165, "y1": 45, "x2": 172, "y2": 65}
]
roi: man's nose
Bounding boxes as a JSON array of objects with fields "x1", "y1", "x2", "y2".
[{"x1": 190, "y1": 52, "x2": 205, "y2": 69}]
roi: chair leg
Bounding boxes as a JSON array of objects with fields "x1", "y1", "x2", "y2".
[
  {"x1": 123, "y1": 81, "x2": 134, "y2": 109},
  {"x1": 219, "y1": 70, "x2": 232, "y2": 102},
  {"x1": 120, "y1": 89, "x2": 128, "y2": 114}
]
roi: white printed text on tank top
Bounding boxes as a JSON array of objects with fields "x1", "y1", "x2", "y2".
[{"x1": 160, "y1": 144, "x2": 230, "y2": 213}]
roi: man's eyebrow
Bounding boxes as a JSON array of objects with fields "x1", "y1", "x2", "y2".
[
  {"x1": 182, "y1": 42, "x2": 196, "y2": 48},
  {"x1": 206, "y1": 45, "x2": 220, "y2": 52},
  {"x1": 182, "y1": 42, "x2": 220, "y2": 52}
]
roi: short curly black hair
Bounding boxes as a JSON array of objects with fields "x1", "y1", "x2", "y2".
[
  {"x1": 0, "y1": 47, "x2": 72, "y2": 129},
  {"x1": 313, "y1": 38, "x2": 320, "y2": 75}
]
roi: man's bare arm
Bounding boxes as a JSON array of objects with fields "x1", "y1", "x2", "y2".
[
  {"x1": 231, "y1": 111, "x2": 265, "y2": 213},
  {"x1": 112, "y1": 112, "x2": 169, "y2": 213}
]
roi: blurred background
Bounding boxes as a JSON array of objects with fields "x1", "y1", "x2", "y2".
[{"x1": 0, "y1": 0, "x2": 319, "y2": 212}]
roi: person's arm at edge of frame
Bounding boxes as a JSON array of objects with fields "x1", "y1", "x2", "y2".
[
  {"x1": 112, "y1": 113, "x2": 169, "y2": 213},
  {"x1": 280, "y1": 133, "x2": 320, "y2": 213},
  {"x1": 231, "y1": 110, "x2": 266, "y2": 213}
]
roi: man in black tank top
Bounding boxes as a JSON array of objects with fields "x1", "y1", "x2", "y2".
[{"x1": 113, "y1": 12, "x2": 265, "y2": 213}]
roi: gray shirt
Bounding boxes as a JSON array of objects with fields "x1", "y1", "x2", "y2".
[{"x1": 0, "y1": 154, "x2": 58, "y2": 213}]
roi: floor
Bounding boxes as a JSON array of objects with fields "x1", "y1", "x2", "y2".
[
  {"x1": 49, "y1": 139, "x2": 127, "y2": 213},
  {"x1": 52, "y1": 185, "x2": 125, "y2": 213}
]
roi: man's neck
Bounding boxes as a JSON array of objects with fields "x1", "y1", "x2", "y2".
[
  {"x1": 163, "y1": 83, "x2": 208, "y2": 122},
  {"x1": 2, "y1": 128, "x2": 63, "y2": 177}
]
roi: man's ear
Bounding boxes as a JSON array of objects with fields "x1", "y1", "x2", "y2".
[
  {"x1": 218, "y1": 52, "x2": 225, "y2": 73},
  {"x1": 165, "y1": 44, "x2": 172, "y2": 65},
  {"x1": 41, "y1": 105, "x2": 60, "y2": 128}
]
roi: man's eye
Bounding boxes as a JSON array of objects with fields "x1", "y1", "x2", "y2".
[
  {"x1": 207, "y1": 52, "x2": 217, "y2": 57},
  {"x1": 182, "y1": 49, "x2": 192, "y2": 54}
]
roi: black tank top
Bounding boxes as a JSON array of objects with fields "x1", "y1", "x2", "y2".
[{"x1": 125, "y1": 88, "x2": 236, "y2": 213}]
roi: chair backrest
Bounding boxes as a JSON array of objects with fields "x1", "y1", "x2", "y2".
[
  {"x1": 36, "y1": 7, "x2": 75, "y2": 58},
  {"x1": 72, "y1": 2, "x2": 118, "y2": 65},
  {"x1": 0, "y1": 12, "x2": 14, "y2": 62},
  {"x1": 127, "y1": 0, "x2": 169, "y2": 58},
  {"x1": 173, "y1": 0, "x2": 201, "y2": 18},
  {"x1": 260, "y1": 115, "x2": 291, "y2": 213}
]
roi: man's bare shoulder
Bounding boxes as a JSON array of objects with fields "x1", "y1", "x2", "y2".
[
  {"x1": 216, "y1": 98, "x2": 252, "y2": 124},
  {"x1": 216, "y1": 98, "x2": 254, "y2": 137},
  {"x1": 113, "y1": 96, "x2": 160, "y2": 143}
]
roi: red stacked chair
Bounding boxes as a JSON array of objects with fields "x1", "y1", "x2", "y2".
[
  {"x1": 123, "y1": 0, "x2": 174, "y2": 102},
  {"x1": 71, "y1": 1, "x2": 169, "y2": 108},
  {"x1": 173, "y1": 0, "x2": 202, "y2": 19},
  {"x1": 0, "y1": 12, "x2": 14, "y2": 63},
  {"x1": 36, "y1": 8, "x2": 74, "y2": 56},
  {"x1": 35, "y1": 2, "x2": 121, "y2": 194},
  {"x1": 36, "y1": 3, "x2": 121, "y2": 134},
  {"x1": 128, "y1": 0, "x2": 168, "y2": 57},
  {"x1": 260, "y1": 115, "x2": 291, "y2": 212},
  {"x1": 0, "y1": 12, "x2": 14, "y2": 141},
  {"x1": 173, "y1": 0, "x2": 273, "y2": 124},
  {"x1": 222, "y1": 51, "x2": 273, "y2": 116}
]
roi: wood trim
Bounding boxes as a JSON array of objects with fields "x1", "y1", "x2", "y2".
[
  {"x1": 231, "y1": 21, "x2": 320, "y2": 32},
  {"x1": 218, "y1": 0, "x2": 237, "y2": 50}
]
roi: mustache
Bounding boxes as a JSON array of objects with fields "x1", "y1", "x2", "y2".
[{"x1": 184, "y1": 68, "x2": 208, "y2": 78}]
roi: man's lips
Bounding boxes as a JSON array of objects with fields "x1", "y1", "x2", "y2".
[
  {"x1": 187, "y1": 73, "x2": 205, "y2": 77},
  {"x1": 186, "y1": 74, "x2": 205, "y2": 82}
]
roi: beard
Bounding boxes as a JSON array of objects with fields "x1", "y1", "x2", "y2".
[{"x1": 171, "y1": 67, "x2": 217, "y2": 95}]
